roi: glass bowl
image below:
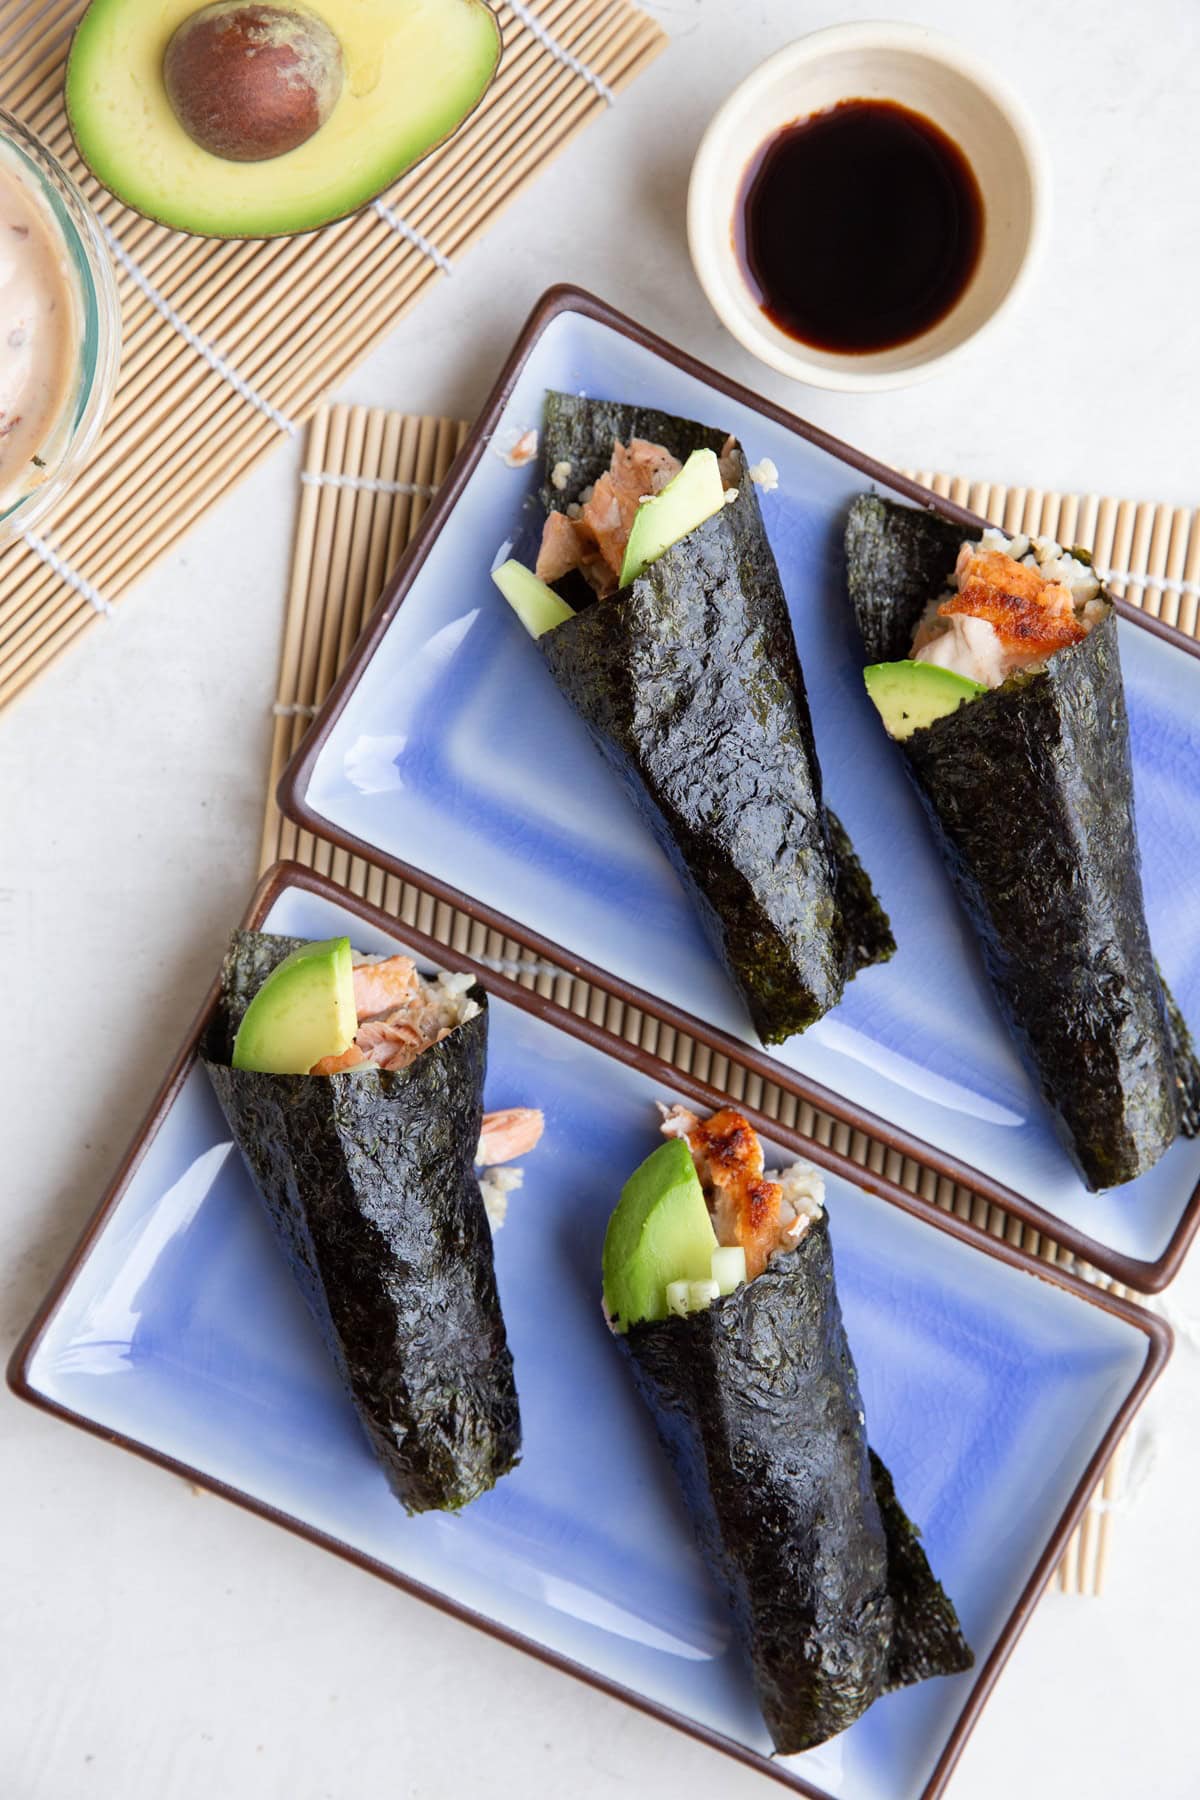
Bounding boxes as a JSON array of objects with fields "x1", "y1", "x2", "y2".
[{"x1": 0, "y1": 108, "x2": 121, "y2": 538}]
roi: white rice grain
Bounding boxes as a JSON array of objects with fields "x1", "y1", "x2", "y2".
[{"x1": 480, "y1": 1165, "x2": 523, "y2": 1231}]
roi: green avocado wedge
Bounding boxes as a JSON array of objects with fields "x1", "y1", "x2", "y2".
[
  {"x1": 618, "y1": 448, "x2": 727, "y2": 587},
  {"x1": 602, "y1": 1138, "x2": 718, "y2": 1332},
  {"x1": 492, "y1": 559, "x2": 576, "y2": 638},
  {"x1": 231, "y1": 935, "x2": 356, "y2": 1074},
  {"x1": 864, "y1": 660, "x2": 985, "y2": 740}
]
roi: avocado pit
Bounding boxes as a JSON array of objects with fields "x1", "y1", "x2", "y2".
[{"x1": 163, "y1": 2, "x2": 344, "y2": 163}]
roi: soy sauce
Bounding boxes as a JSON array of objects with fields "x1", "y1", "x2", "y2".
[{"x1": 735, "y1": 99, "x2": 984, "y2": 354}]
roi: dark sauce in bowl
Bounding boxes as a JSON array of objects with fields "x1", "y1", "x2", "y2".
[{"x1": 735, "y1": 98, "x2": 984, "y2": 354}]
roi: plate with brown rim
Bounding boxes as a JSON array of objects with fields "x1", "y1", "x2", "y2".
[
  {"x1": 9, "y1": 863, "x2": 1169, "y2": 1800},
  {"x1": 278, "y1": 284, "x2": 1200, "y2": 1292}
]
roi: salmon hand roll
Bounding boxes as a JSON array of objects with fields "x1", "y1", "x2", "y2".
[
  {"x1": 203, "y1": 930, "x2": 542, "y2": 1512},
  {"x1": 846, "y1": 495, "x2": 1200, "y2": 1190},
  {"x1": 602, "y1": 1104, "x2": 972, "y2": 1755},
  {"x1": 492, "y1": 394, "x2": 893, "y2": 1046}
]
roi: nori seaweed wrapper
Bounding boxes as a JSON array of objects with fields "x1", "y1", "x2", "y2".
[
  {"x1": 870, "y1": 1451, "x2": 974, "y2": 1693},
  {"x1": 537, "y1": 395, "x2": 893, "y2": 1044},
  {"x1": 540, "y1": 393, "x2": 731, "y2": 512},
  {"x1": 845, "y1": 494, "x2": 1200, "y2": 1189},
  {"x1": 620, "y1": 1212, "x2": 970, "y2": 1754},
  {"x1": 202, "y1": 930, "x2": 520, "y2": 1512}
]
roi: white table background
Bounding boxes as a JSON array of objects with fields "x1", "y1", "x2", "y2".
[{"x1": 3, "y1": 1, "x2": 1198, "y2": 1794}]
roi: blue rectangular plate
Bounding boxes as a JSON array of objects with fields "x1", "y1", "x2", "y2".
[
  {"x1": 281, "y1": 287, "x2": 1200, "y2": 1291},
  {"x1": 10, "y1": 865, "x2": 1167, "y2": 1800}
]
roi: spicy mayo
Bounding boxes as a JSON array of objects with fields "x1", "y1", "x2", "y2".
[{"x1": 0, "y1": 148, "x2": 79, "y2": 507}]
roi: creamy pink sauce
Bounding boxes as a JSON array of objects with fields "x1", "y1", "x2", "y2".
[{"x1": 0, "y1": 150, "x2": 78, "y2": 508}]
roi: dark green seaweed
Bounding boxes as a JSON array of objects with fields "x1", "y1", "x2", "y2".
[
  {"x1": 1161, "y1": 972, "x2": 1200, "y2": 1137},
  {"x1": 845, "y1": 494, "x2": 1200, "y2": 1189},
  {"x1": 539, "y1": 392, "x2": 730, "y2": 512},
  {"x1": 870, "y1": 1451, "x2": 973, "y2": 1691},
  {"x1": 537, "y1": 396, "x2": 893, "y2": 1044},
  {"x1": 844, "y1": 495, "x2": 966, "y2": 665},
  {"x1": 203, "y1": 930, "x2": 520, "y2": 1513},
  {"x1": 825, "y1": 809, "x2": 897, "y2": 981},
  {"x1": 620, "y1": 1212, "x2": 970, "y2": 1754}
]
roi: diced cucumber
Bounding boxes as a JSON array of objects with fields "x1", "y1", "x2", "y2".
[
  {"x1": 492, "y1": 559, "x2": 575, "y2": 638},
  {"x1": 711, "y1": 1245, "x2": 747, "y2": 1295},
  {"x1": 666, "y1": 1280, "x2": 691, "y2": 1319}
]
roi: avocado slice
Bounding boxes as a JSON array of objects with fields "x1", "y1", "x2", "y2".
[
  {"x1": 602, "y1": 1138, "x2": 719, "y2": 1333},
  {"x1": 232, "y1": 935, "x2": 357, "y2": 1073},
  {"x1": 618, "y1": 448, "x2": 727, "y2": 587},
  {"x1": 863, "y1": 660, "x2": 986, "y2": 740},
  {"x1": 492, "y1": 559, "x2": 576, "y2": 638},
  {"x1": 65, "y1": 0, "x2": 501, "y2": 238}
]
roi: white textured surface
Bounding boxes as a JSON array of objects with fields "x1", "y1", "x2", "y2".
[{"x1": 2, "y1": 2, "x2": 1198, "y2": 1796}]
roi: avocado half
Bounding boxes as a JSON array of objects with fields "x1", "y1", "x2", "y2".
[{"x1": 65, "y1": 0, "x2": 501, "y2": 238}]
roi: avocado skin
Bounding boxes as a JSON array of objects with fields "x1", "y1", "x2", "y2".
[
  {"x1": 845, "y1": 493, "x2": 1200, "y2": 1189},
  {"x1": 204, "y1": 929, "x2": 519, "y2": 1512},
  {"x1": 620, "y1": 1212, "x2": 971, "y2": 1755},
  {"x1": 537, "y1": 395, "x2": 894, "y2": 1045}
]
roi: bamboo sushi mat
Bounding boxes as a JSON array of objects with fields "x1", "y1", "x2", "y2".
[
  {"x1": 0, "y1": 0, "x2": 665, "y2": 712},
  {"x1": 259, "y1": 406, "x2": 1200, "y2": 1598}
]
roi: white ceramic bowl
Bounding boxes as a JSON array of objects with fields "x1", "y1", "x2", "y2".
[{"x1": 687, "y1": 22, "x2": 1048, "y2": 392}]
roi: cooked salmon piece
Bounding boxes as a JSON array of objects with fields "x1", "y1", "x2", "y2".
[
  {"x1": 352, "y1": 956, "x2": 419, "y2": 1020},
  {"x1": 534, "y1": 509, "x2": 612, "y2": 595},
  {"x1": 309, "y1": 1020, "x2": 429, "y2": 1076},
  {"x1": 583, "y1": 439, "x2": 683, "y2": 586},
  {"x1": 309, "y1": 957, "x2": 449, "y2": 1074},
  {"x1": 356, "y1": 1015, "x2": 432, "y2": 1073},
  {"x1": 477, "y1": 1107, "x2": 545, "y2": 1166},
  {"x1": 534, "y1": 436, "x2": 683, "y2": 599},
  {"x1": 626, "y1": 437, "x2": 683, "y2": 494},
  {"x1": 311, "y1": 966, "x2": 544, "y2": 1171},
  {"x1": 657, "y1": 1103, "x2": 825, "y2": 1279},
  {"x1": 536, "y1": 510, "x2": 591, "y2": 583},
  {"x1": 309, "y1": 1042, "x2": 372, "y2": 1075},
  {"x1": 658, "y1": 1103, "x2": 702, "y2": 1143},
  {"x1": 579, "y1": 467, "x2": 627, "y2": 579},
  {"x1": 941, "y1": 546, "x2": 1087, "y2": 656},
  {"x1": 686, "y1": 1107, "x2": 783, "y2": 1281}
]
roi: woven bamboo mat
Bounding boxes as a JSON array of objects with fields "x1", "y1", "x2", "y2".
[
  {"x1": 259, "y1": 404, "x2": 1200, "y2": 1597},
  {"x1": 0, "y1": 0, "x2": 665, "y2": 712}
]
